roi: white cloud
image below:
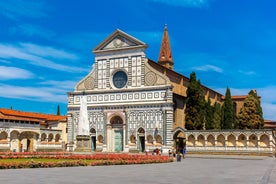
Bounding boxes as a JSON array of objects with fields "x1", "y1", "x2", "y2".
[
  {"x1": 0, "y1": 66, "x2": 33, "y2": 80},
  {"x1": 238, "y1": 70, "x2": 256, "y2": 76},
  {"x1": 149, "y1": 0, "x2": 208, "y2": 7},
  {"x1": 0, "y1": 0, "x2": 48, "y2": 20},
  {"x1": 19, "y1": 43, "x2": 79, "y2": 60},
  {"x1": 192, "y1": 64, "x2": 223, "y2": 73},
  {"x1": 10, "y1": 24, "x2": 56, "y2": 39},
  {"x1": 0, "y1": 83, "x2": 67, "y2": 102},
  {"x1": 39, "y1": 80, "x2": 77, "y2": 91},
  {"x1": 0, "y1": 43, "x2": 88, "y2": 73}
]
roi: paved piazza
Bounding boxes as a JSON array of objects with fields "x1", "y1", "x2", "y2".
[{"x1": 0, "y1": 156, "x2": 275, "y2": 184}]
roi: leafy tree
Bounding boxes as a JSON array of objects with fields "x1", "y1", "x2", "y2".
[
  {"x1": 221, "y1": 87, "x2": 235, "y2": 129},
  {"x1": 185, "y1": 72, "x2": 205, "y2": 130},
  {"x1": 205, "y1": 98, "x2": 214, "y2": 130},
  {"x1": 56, "y1": 104, "x2": 60, "y2": 115},
  {"x1": 237, "y1": 90, "x2": 264, "y2": 129},
  {"x1": 213, "y1": 102, "x2": 222, "y2": 129}
]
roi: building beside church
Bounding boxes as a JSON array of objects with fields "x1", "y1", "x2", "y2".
[
  {"x1": 67, "y1": 27, "x2": 275, "y2": 155},
  {"x1": 0, "y1": 108, "x2": 67, "y2": 152}
]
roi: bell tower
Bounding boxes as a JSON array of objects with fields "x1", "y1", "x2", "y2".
[{"x1": 158, "y1": 25, "x2": 174, "y2": 70}]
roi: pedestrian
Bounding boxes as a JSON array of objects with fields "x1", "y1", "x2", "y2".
[
  {"x1": 156, "y1": 148, "x2": 159, "y2": 155},
  {"x1": 168, "y1": 150, "x2": 172, "y2": 157},
  {"x1": 183, "y1": 144, "x2": 186, "y2": 158}
]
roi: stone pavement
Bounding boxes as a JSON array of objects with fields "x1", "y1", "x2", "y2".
[{"x1": 0, "y1": 156, "x2": 275, "y2": 184}]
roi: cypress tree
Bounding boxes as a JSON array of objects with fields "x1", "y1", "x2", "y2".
[
  {"x1": 213, "y1": 102, "x2": 222, "y2": 129},
  {"x1": 237, "y1": 90, "x2": 264, "y2": 129},
  {"x1": 205, "y1": 98, "x2": 214, "y2": 130},
  {"x1": 221, "y1": 87, "x2": 234, "y2": 129},
  {"x1": 57, "y1": 104, "x2": 60, "y2": 115},
  {"x1": 185, "y1": 72, "x2": 205, "y2": 130}
]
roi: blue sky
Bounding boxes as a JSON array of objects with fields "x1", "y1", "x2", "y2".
[{"x1": 0, "y1": 0, "x2": 275, "y2": 120}]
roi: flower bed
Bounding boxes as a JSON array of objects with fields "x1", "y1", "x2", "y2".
[{"x1": 0, "y1": 152, "x2": 173, "y2": 169}]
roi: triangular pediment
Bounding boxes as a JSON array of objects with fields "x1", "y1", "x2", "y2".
[{"x1": 93, "y1": 29, "x2": 147, "y2": 53}]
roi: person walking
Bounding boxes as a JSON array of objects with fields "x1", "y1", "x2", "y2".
[{"x1": 182, "y1": 144, "x2": 186, "y2": 158}]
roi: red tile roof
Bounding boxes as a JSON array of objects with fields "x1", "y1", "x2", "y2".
[
  {"x1": 264, "y1": 120, "x2": 276, "y2": 129},
  {"x1": 221, "y1": 95, "x2": 247, "y2": 100},
  {"x1": 0, "y1": 108, "x2": 66, "y2": 124}
]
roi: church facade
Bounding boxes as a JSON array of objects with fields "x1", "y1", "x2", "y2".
[
  {"x1": 67, "y1": 27, "x2": 275, "y2": 155},
  {"x1": 67, "y1": 28, "x2": 175, "y2": 153}
]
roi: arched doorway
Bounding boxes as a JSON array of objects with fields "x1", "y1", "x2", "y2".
[
  {"x1": 19, "y1": 131, "x2": 38, "y2": 152},
  {"x1": 110, "y1": 116, "x2": 123, "y2": 152},
  {"x1": 173, "y1": 127, "x2": 186, "y2": 153},
  {"x1": 138, "y1": 128, "x2": 145, "y2": 152},
  {"x1": 90, "y1": 128, "x2": 96, "y2": 151}
]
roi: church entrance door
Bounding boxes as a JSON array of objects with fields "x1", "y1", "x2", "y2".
[
  {"x1": 114, "y1": 130, "x2": 123, "y2": 152},
  {"x1": 91, "y1": 136, "x2": 96, "y2": 151},
  {"x1": 90, "y1": 128, "x2": 96, "y2": 152},
  {"x1": 109, "y1": 115, "x2": 124, "y2": 152},
  {"x1": 139, "y1": 136, "x2": 145, "y2": 152},
  {"x1": 138, "y1": 128, "x2": 145, "y2": 152}
]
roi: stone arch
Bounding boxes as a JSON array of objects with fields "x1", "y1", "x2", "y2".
[
  {"x1": 217, "y1": 134, "x2": 225, "y2": 147},
  {"x1": 10, "y1": 130, "x2": 19, "y2": 140},
  {"x1": 237, "y1": 134, "x2": 246, "y2": 147},
  {"x1": 248, "y1": 134, "x2": 257, "y2": 147},
  {"x1": 55, "y1": 134, "x2": 61, "y2": 143},
  {"x1": 187, "y1": 135, "x2": 195, "y2": 146},
  {"x1": 90, "y1": 128, "x2": 96, "y2": 134},
  {"x1": 155, "y1": 135, "x2": 162, "y2": 145},
  {"x1": 172, "y1": 127, "x2": 186, "y2": 151},
  {"x1": 108, "y1": 113, "x2": 124, "y2": 125},
  {"x1": 110, "y1": 115, "x2": 123, "y2": 125},
  {"x1": 207, "y1": 134, "x2": 215, "y2": 146},
  {"x1": 48, "y1": 133, "x2": 54, "y2": 142},
  {"x1": 228, "y1": 134, "x2": 236, "y2": 147},
  {"x1": 138, "y1": 127, "x2": 145, "y2": 134},
  {"x1": 197, "y1": 134, "x2": 205, "y2": 146},
  {"x1": 0, "y1": 131, "x2": 8, "y2": 142},
  {"x1": 98, "y1": 135, "x2": 104, "y2": 144},
  {"x1": 147, "y1": 134, "x2": 153, "y2": 145},
  {"x1": 129, "y1": 134, "x2": 136, "y2": 144},
  {"x1": 0, "y1": 131, "x2": 8, "y2": 141},
  {"x1": 41, "y1": 133, "x2": 47, "y2": 142},
  {"x1": 18, "y1": 131, "x2": 39, "y2": 152},
  {"x1": 260, "y1": 134, "x2": 269, "y2": 147}
]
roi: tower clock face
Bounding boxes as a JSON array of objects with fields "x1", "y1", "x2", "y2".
[{"x1": 113, "y1": 71, "x2": 128, "y2": 88}]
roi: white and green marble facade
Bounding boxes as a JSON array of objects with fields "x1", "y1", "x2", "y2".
[{"x1": 67, "y1": 30, "x2": 173, "y2": 153}]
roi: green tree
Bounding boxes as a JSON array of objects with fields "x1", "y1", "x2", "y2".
[
  {"x1": 221, "y1": 87, "x2": 235, "y2": 129},
  {"x1": 185, "y1": 72, "x2": 205, "y2": 130},
  {"x1": 213, "y1": 102, "x2": 222, "y2": 129},
  {"x1": 205, "y1": 98, "x2": 214, "y2": 130},
  {"x1": 56, "y1": 104, "x2": 60, "y2": 115},
  {"x1": 237, "y1": 90, "x2": 264, "y2": 129}
]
